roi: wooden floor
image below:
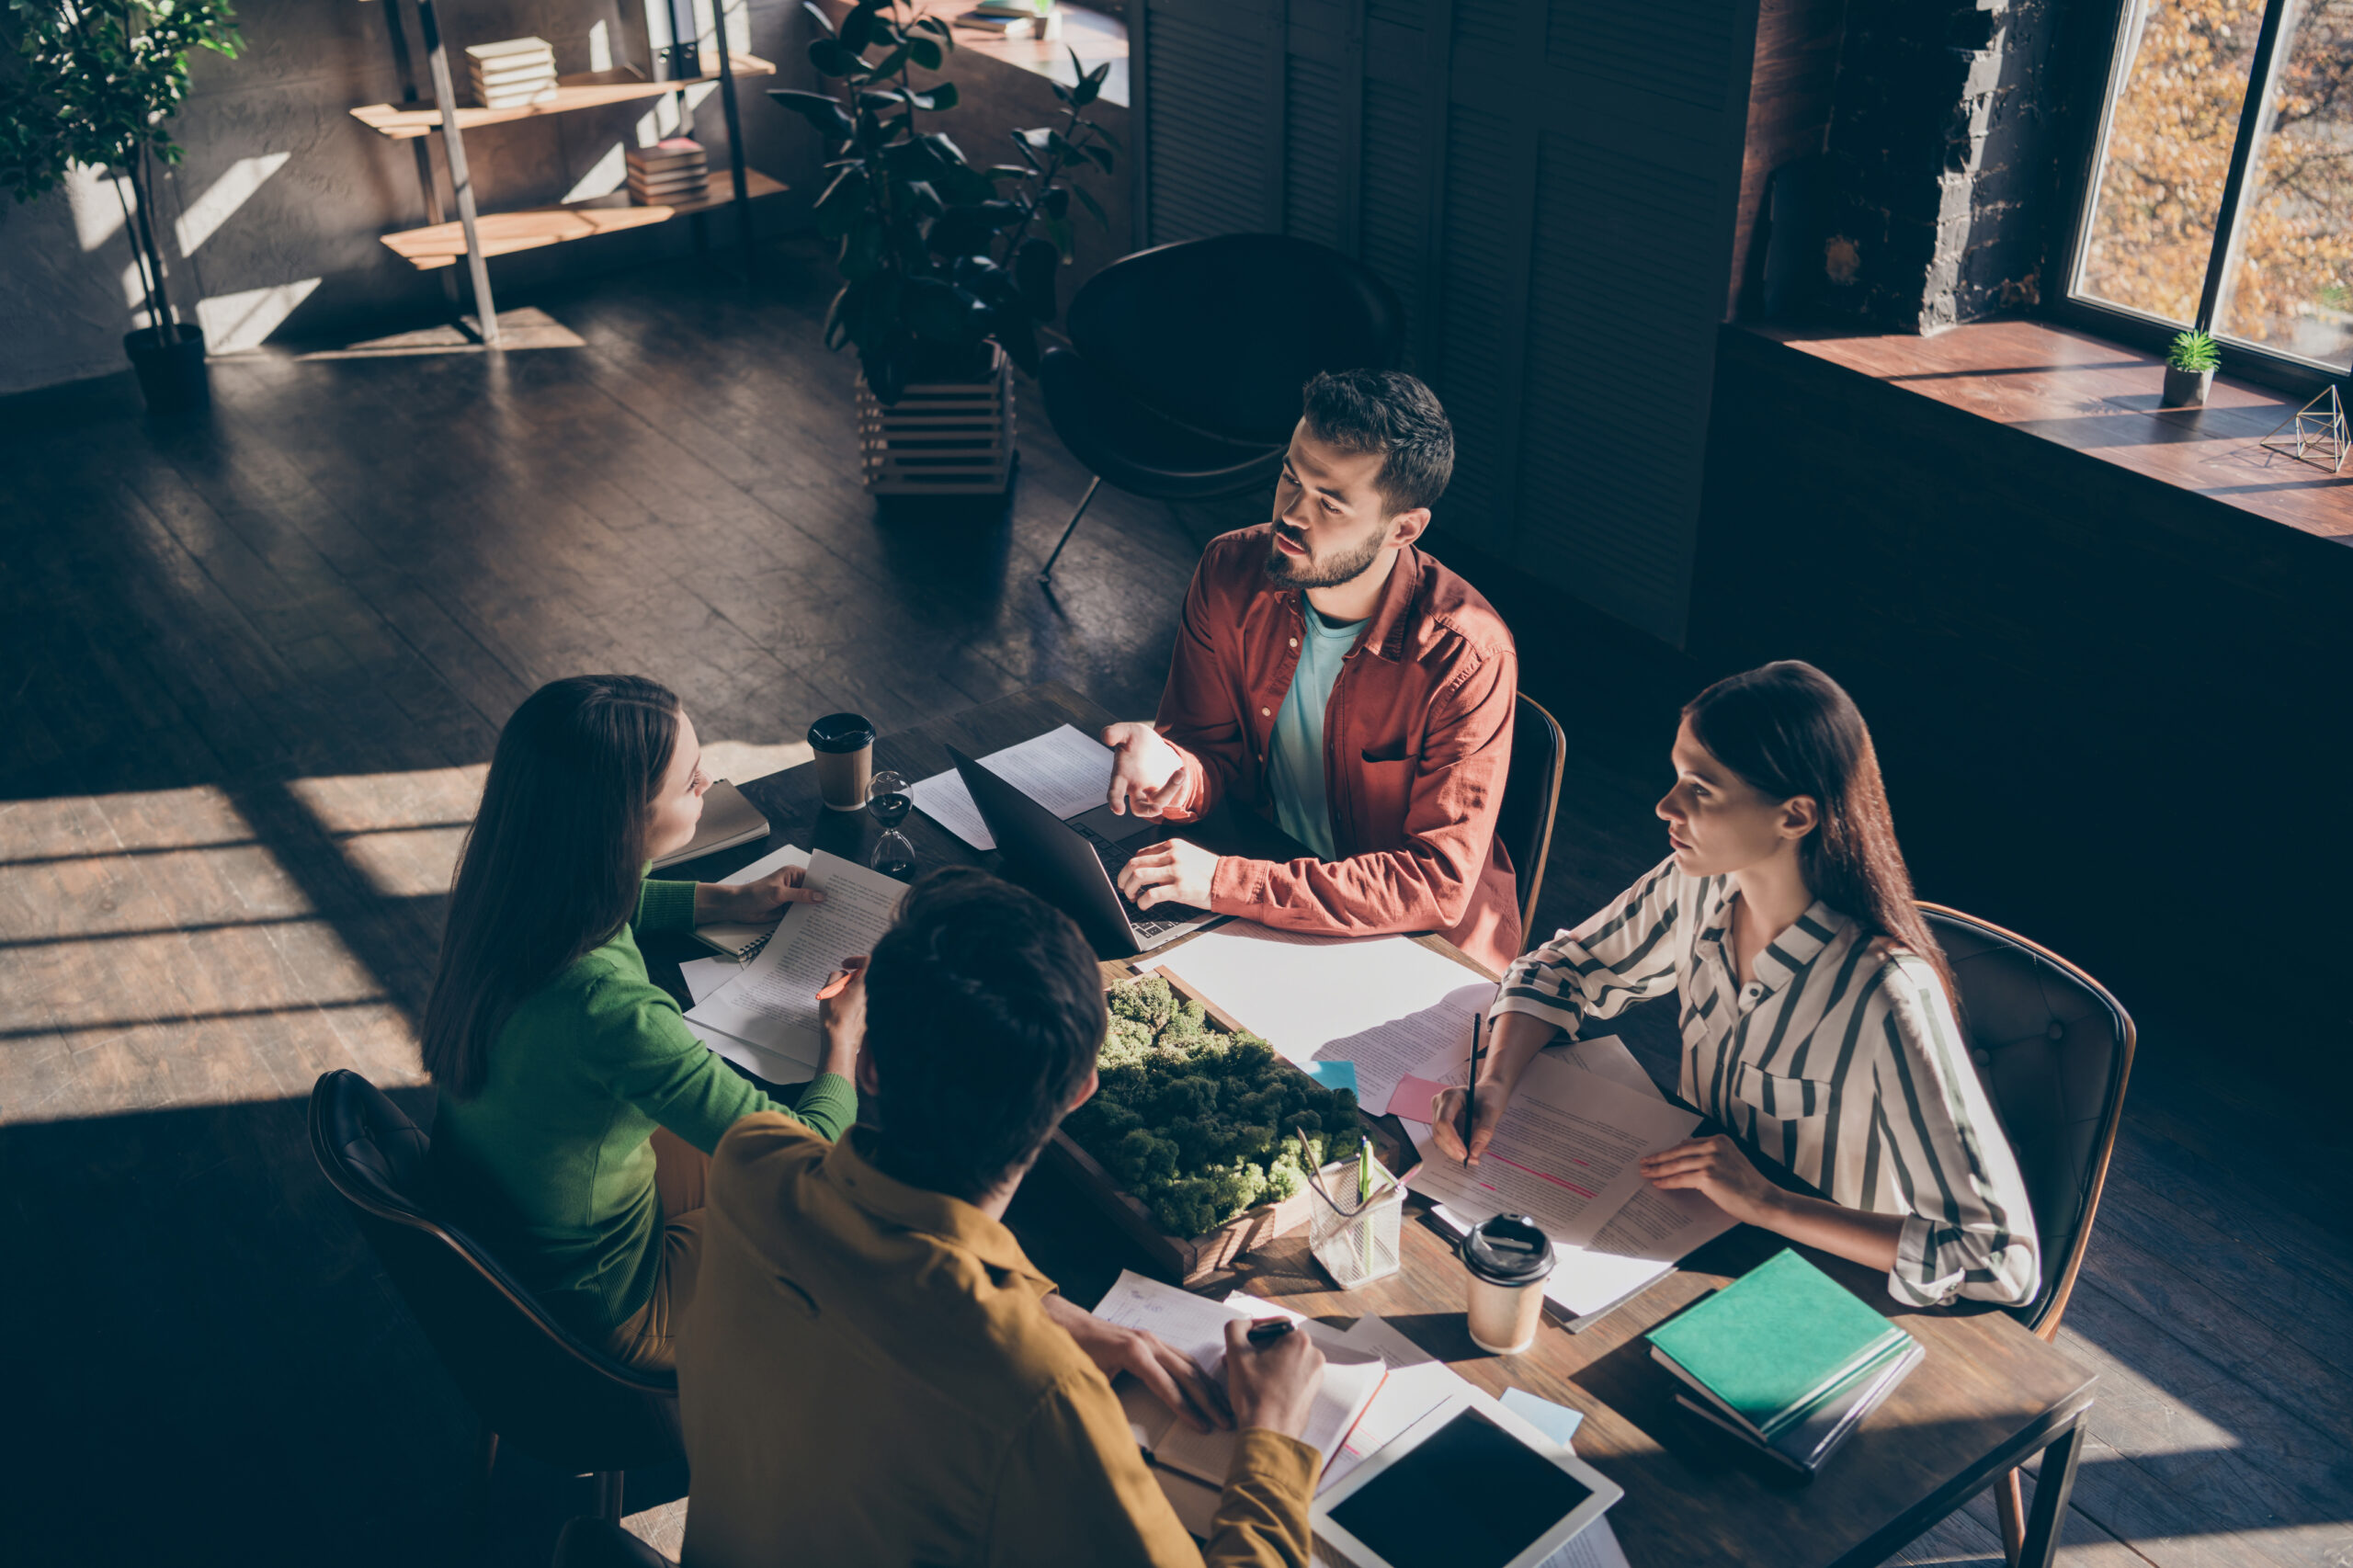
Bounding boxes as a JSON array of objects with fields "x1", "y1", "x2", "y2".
[{"x1": 0, "y1": 242, "x2": 2345, "y2": 1566}]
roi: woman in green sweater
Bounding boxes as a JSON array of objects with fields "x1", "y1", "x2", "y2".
[{"x1": 424, "y1": 674, "x2": 860, "y2": 1369}]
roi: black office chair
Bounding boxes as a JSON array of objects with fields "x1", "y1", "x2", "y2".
[
  {"x1": 1496, "y1": 694, "x2": 1566, "y2": 940},
  {"x1": 1919, "y1": 905, "x2": 2133, "y2": 1564},
  {"x1": 1035, "y1": 233, "x2": 1406, "y2": 580},
  {"x1": 308, "y1": 1070, "x2": 683, "y2": 1527},
  {"x1": 552, "y1": 1517, "x2": 676, "y2": 1568}
]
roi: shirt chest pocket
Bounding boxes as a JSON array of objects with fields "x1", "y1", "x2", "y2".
[
  {"x1": 1732, "y1": 1062, "x2": 1831, "y2": 1120},
  {"x1": 1353, "y1": 743, "x2": 1415, "y2": 837}
]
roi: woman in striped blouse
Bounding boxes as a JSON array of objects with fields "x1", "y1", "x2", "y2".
[{"x1": 1432, "y1": 661, "x2": 2038, "y2": 1307}]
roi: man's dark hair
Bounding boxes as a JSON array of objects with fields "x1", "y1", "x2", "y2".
[
  {"x1": 862, "y1": 867, "x2": 1106, "y2": 1202},
  {"x1": 1299, "y1": 369, "x2": 1454, "y2": 515}
]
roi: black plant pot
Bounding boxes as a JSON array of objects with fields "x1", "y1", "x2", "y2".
[
  {"x1": 2160, "y1": 364, "x2": 2212, "y2": 409},
  {"x1": 124, "y1": 323, "x2": 210, "y2": 414}
]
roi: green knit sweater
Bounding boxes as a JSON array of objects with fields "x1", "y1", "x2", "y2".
[{"x1": 431, "y1": 878, "x2": 858, "y2": 1340}]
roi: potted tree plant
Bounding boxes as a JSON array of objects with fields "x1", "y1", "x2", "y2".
[
  {"x1": 769, "y1": 0, "x2": 1115, "y2": 493},
  {"x1": 0, "y1": 0, "x2": 244, "y2": 413},
  {"x1": 2161, "y1": 328, "x2": 2220, "y2": 410}
]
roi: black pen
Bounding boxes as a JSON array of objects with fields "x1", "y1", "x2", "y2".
[
  {"x1": 1245, "y1": 1318, "x2": 1295, "y2": 1346},
  {"x1": 1464, "y1": 1012, "x2": 1483, "y2": 1168}
]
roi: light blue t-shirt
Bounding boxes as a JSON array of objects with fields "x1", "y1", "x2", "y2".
[{"x1": 1265, "y1": 600, "x2": 1367, "y2": 861}]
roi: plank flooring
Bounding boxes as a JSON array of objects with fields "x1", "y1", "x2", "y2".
[{"x1": 0, "y1": 240, "x2": 2347, "y2": 1566}]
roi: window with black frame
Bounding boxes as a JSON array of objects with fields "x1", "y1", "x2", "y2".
[{"x1": 2068, "y1": 0, "x2": 2352, "y2": 377}]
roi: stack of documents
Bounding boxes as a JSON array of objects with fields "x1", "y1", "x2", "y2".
[
  {"x1": 626, "y1": 138, "x2": 710, "y2": 205},
  {"x1": 1400, "y1": 1036, "x2": 1736, "y2": 1330},
  {"x1": 676, "y1": 846, "x2": 909, "y2": 1085},
  {"x1": 904, "y1": 723, "x2": 1115, "y2": 850},
  {"x1": 465, "y1": 38, "x2": 558, "y2": 108},
  {"x1": 1100, "y1": 1277, "x2": 1631, "y2": 1568},
  {"x1": 1646, "y1": 1249, "x2": 1921, "y2": 1476}
]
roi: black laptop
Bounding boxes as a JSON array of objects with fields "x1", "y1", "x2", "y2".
[{"x1": 947, "y1": 744, "x2": 1222, "y2": 956}]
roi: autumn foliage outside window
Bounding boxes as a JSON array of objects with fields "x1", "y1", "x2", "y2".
[{"x1": 2075, "y1": 0, "x2": 2353, "y2": 369}]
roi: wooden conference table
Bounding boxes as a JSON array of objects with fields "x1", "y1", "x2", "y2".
[{"x1": 654, "y1": 681, "x2": 2097, "y2": 1568}]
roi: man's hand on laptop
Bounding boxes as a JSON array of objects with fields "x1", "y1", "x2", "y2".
[
  {"x1": 1118, "y1": 838, "x2": 1220, "y2": 912},
  {"x1": 1101, "y1": 722, "x2": 1187, "y2": 818},
  {"x1": 1042, "y1": 1294, "x2": 1233, "y2": 1434}
]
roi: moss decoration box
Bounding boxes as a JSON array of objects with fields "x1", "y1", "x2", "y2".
[{"x1": 1044, "y1": 973, "x2": 1413, "y2": 1286}]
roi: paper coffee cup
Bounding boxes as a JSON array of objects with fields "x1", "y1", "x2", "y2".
[
  {"x1": 1461, "y1": 1213, "x2": 1555, "y2": 1355},
  {"x1": 807, "y1": 712, "x2": 876, "y2": 812}
]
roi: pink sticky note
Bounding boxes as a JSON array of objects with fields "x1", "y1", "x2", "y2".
[{"x1": 1389, "y1": 1074, "x2": 1449, "y2": 1124}]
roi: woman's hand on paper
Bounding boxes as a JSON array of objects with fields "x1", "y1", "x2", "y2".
[
  {"x1": 1101, "y1": 722, "x2": 1187, "y2": 818},
  {"x1": 1043, "y1": 1295, "x2": 1233, "y2": 1434},
  {"x1": 1116, "y1": 838, "x2": 1221, "y2": 910},
  {"x1": 695, "y1": 865, "x2": 825, "y2": 926},
  {"x1": 815, "y1": 957, "x2": 868, "y2": 1080},
  {"x1": 1639, "y1": 1134, "x2": 1779, "y2": 1224},
  {"x1": 1427, "y1": 1083, "x2": 1510, "y2": 1166},
  {"x1": 1223, "y1": 1318, "x2": 1325, "y2": 1440}
]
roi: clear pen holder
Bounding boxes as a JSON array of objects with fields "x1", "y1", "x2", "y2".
[{"x1": 1307, "y1": 1162, "x2": 1405, "y2": 1290}]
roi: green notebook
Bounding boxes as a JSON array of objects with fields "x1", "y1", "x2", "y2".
[{"x1": 1646, "y1": 1249, "x2": 1914, "y2": 1439}]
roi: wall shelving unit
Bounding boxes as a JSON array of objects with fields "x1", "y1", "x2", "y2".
[{"x1": 354, "y1": 1, "x2": 785, "y2": 345}]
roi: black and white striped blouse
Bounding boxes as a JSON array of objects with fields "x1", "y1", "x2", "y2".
[{"x1": 1491, "y1": 856, "x2": 2039, "y2": 1307}]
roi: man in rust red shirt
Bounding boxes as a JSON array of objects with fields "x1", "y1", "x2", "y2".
[{"x1": 1105, "y1": 369, "x2": 1523, "y2": 974}]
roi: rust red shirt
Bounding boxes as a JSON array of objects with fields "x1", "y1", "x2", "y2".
[{"x1": 1154, "y1": 526, "x2": 1522, "y2": 973}]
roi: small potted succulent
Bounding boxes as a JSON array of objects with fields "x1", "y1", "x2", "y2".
[{"x1": 2162, "y1": 328, "x2": 2220, "y2": 410}]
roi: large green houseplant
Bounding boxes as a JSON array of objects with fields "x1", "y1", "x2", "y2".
[
  {"x1": 0, "y1": 0, "x2": 244, "y2": 409},
  {"x1": 770, "y1": 0, "x2": 1116, "y2": 404}
]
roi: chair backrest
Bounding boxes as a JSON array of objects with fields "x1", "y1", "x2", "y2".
[
  {"x1": 1065, "y1": 234, "x2": 1406, "y2": 447},
  {"x1": 1918, "y1": 906, "x2": 2134, "y2": 1335},
  {"x1": 552, "y1": 1517, "x2": 677, "y2": 1568},
  {"x1": 1496, "y1": 693, "x2": 1566, "y2": 939},
  {"x1": 308, "y1": 1070, "x2": 682, "y2": 1474}
]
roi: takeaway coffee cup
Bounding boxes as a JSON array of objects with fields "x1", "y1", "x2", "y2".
[
  {"x1": 807, "y1": 712, "x2": 877, "y2": 812},
  {"x1": 1461, "y1": 1212, "x2": 1556, "y2": 1355}
]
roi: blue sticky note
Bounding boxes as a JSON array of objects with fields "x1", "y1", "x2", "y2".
[
  {"x1": 1500, "y1": 1387, "x2": 1585, "y2": 1449},
  {"x1": 1306, "y1": 1060, "x2": 1358, "y2": 1098}
]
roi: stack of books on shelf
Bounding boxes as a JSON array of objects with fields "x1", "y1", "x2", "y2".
[
  {"x1": 957, "y1": 0, "x2": 1061, "y2": 39},
  {"x1": 1645, "y1": 1249, "x2": 1924, "y2": 1479},
  {"x1": 466, "y1": 38, "x2": 558, "y2": 108},
  {"x1": 627, "y1": 139, "x2": 710, "y2": 206}
]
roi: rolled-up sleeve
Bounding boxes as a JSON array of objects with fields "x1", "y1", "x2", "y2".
[
  {"x1": 1870, "y1": 969, "x2": 2040, "y2": 1307},
  {"x1": 1491, "y1": 856, "x2": 1689, "y2": 1036}
]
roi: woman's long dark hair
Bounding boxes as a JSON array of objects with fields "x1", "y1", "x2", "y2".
[
  {"x1": 421, "y1": 675, "x2": 683, "y2": 1097},
  {"x1": 1684, "y1": 662, "x2": 1957, "y2": 1007}
]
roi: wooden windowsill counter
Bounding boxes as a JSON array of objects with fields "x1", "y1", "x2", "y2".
[{"x1": 1752, "y1": 320, "x2": 2352, "y2": 545}]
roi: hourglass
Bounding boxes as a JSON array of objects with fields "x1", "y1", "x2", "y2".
[{"x1": 868, "y1": 770, "x2": 916, "y2": 881}]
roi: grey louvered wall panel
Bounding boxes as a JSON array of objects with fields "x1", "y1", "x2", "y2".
[
  {"x1": 1544, "y1": 0, "x2": 1737, "y2": 108},
  {"x1": 1358, "y1": 82, "x2": 1429, "y2": 372},
  {"x1": 1286, "y1": 54, "x2": 1347, "y2": 250},
  {"x1": 1450, "y1": 0, "x2": 1515, "y2": 52},
  {"x1": 1428, "y1": 104, "x2": 1518, "y2": 558},
  {"x1": 1143, "y1": 4, "x2": 1279, "y2": 243},
  {"x1": 1514, "y1": 130, "x2": 1722, "y2": 639}
]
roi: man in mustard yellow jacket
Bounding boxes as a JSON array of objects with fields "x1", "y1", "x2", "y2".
[{"x1": 676, "y1": 868, "x2": 1327, "y2": 1567}]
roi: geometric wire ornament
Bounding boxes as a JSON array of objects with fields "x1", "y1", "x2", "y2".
[{"x1": 2257, "y1": 383, "x2": 2348, "y2": 474}]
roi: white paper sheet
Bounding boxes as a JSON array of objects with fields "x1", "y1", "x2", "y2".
[
  {"x1": 1095, "y1": 1271, "x2": 1384, "y2": 1486},
  {"x1": 679, "y1": 956, "x2": 737, "y2": 1005},
  {"x1": 904, "y1": 723, "x2": 1117, "y2": 850},
  {"x1": 685, "y1": 1015, "x2": 823, "y2": 1085},
  {"x1": 686, "y1": 849, "x2": 905, "y2": 1056},
  {"x1": 1308, "y1": 983, "x2": 1493, "y2": 1116},
  {"x1": 1558, "y1": 1033, "x2": 1664, "y2": 1101},
  {"x1": 1140, "y1": 925, "x2": 1485, "y2": 1069},
  {"x1": 1408, "y1": 1052, "x2": 1702, "y2": 1249}
]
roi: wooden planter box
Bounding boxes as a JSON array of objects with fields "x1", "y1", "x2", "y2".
[
  {"x1": 855, "y1": 344, "x2": 1016, "y2": 494},
  {"x1": 1043, "y1": 971, "x2": 1415, "y2": 1286}
]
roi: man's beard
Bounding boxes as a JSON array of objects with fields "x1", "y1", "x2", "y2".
[{"x1": 1264, "y1": 523, "x2": 1385, "y2": 589}]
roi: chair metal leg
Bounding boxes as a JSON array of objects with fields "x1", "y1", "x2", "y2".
[
  {"x1": 596, "y1": 1470, "x2": 626, "y2": 1525},
  {"x1": 1038, "y1": 475, "x2": 1104, "y2": 582}
]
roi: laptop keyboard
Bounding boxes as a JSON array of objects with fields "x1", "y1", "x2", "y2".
[{"x1": 1071, "y1": 820, "x2": 1201, "y2": 938}]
